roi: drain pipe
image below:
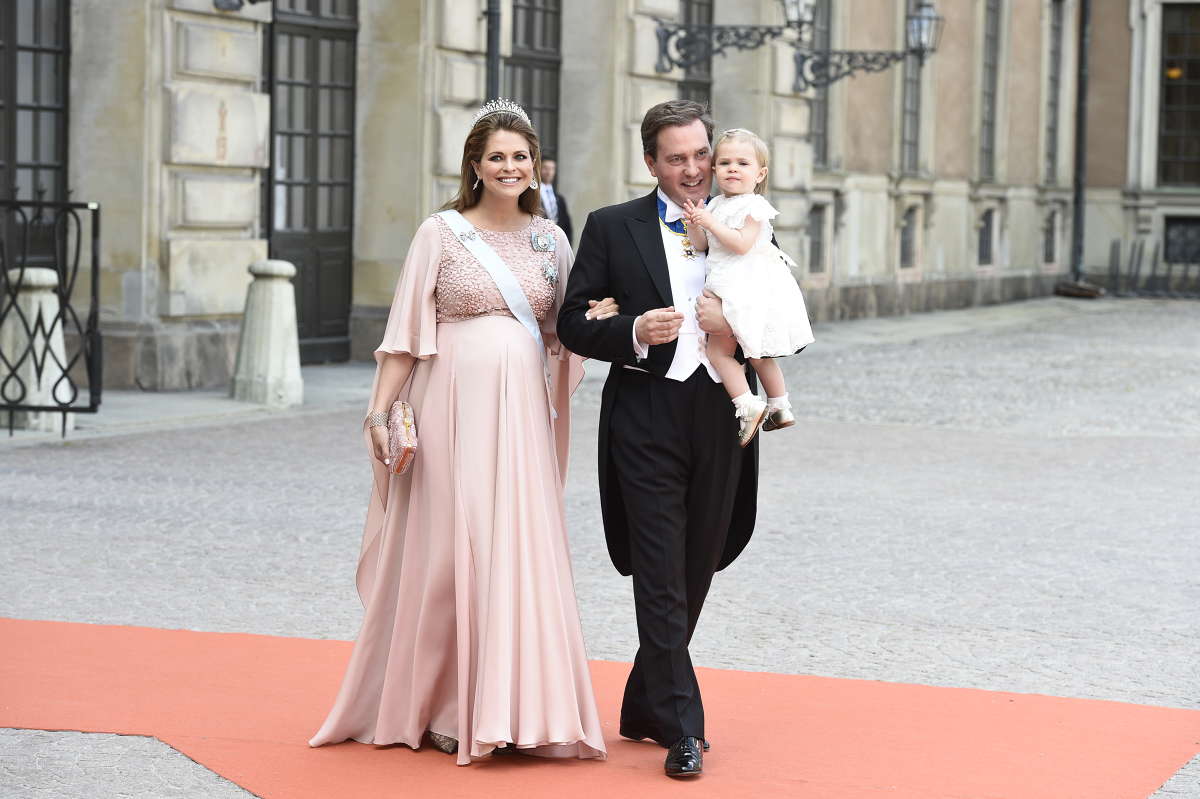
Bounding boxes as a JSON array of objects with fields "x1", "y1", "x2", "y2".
[
  {"x1": 485, "y1": 0, "x2": 501, "y2": 100},
  {"x1": 1058, "y1": 0, "x2": 1104, "y2": 297}
]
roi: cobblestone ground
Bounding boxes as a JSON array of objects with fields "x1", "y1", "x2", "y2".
[{"x1": 2, "y1": 297, "x2": 1198, "y2": 797}]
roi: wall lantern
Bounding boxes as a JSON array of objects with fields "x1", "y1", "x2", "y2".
[{"x1": 655, "y1": 0, "x2": 944, "y2": 94}]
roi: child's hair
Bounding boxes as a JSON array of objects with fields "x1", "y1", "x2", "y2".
[{"x1": 714, "y1": 128, "x2": 770, "y2": 195}]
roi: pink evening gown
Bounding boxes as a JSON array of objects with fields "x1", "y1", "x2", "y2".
[{"x1": 308, "y1": 213, "x2": 605, "y2": 765}]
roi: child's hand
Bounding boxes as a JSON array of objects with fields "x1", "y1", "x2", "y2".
[{"x1": 683, "y1": 199, "x2": 712, "y2": 229}]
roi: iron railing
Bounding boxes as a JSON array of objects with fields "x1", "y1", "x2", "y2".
[
  {"x1": 1104, "y1": 237, "x2": 1200, "y2": 299},
  {"x1": 0, "y1": 200, "x2": 102, "y2": 436}
]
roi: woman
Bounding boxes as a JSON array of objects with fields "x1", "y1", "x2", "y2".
[{"x1": 309, "y1": 100, "x2": 611, "y2": 764}]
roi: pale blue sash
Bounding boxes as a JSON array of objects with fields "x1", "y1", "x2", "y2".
[{"x1": 436, "y1": 209, "x2": 555, "y2": 419}]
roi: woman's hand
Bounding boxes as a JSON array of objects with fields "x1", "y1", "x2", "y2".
[
  {"x1": 585, "y1": 297, "x2": 620, "y2": 320},
  {"x1": 369, "y1": 424, "x2": 390, "y2": 466}
]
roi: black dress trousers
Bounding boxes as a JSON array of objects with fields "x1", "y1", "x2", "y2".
[{"x1": 608, "y1": 364, "x2": 744, "y2": 745}]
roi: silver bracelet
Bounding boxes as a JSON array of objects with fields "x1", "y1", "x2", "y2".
[{"x1": 367, "y1": 411, "x2": 388, "y2": 428}]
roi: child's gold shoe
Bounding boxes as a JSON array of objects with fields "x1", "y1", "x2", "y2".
[
  {"x1": 762, "y1": 407, "x2": 795, "y2": 431},
  {"x1": 735, "y1": 398, "x2": 768, "y2": 448}
]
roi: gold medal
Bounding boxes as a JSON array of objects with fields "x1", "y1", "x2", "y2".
[{"x1": 661, "y1": 216, "x2": 698, "y2": 259}]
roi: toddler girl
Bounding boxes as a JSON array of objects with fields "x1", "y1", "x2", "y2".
[{"x1": 684, "y1": 128, "x2": 815, "y2": 447}]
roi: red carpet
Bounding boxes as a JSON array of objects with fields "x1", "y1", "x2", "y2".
[{"x1": 1, "y1": 618, "x2": 1196, "y2": 798}]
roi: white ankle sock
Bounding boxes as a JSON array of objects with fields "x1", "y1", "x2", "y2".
[
  {"x1": 731, "y1": 391, "x2": 758, "y2": 411},
  {"x1": 766, "y1": 393, "x2": 790, "y2": 411}
]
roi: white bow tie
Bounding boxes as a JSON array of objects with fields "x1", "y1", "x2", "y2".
[{"x1": 661, "y1": 201, "x2": 686, "y2": 224}]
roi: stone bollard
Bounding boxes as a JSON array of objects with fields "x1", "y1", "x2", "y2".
[
  {"x1": 230, "y1": 259, "x2": 303, "y2": 407},
  {"x1": 0, "y1": 268, "x2": 76, "y2": 432}
]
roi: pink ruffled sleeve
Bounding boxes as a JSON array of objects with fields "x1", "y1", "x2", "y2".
[
  {"x1": 356, "y1": 216, "x2": 440, "y2": 605},
  {"x1": 544, "y1": 224, "x2": 586, "y2": 483},
  {"x1": 375, "y1": 215, "x2": 442, "y2": 362}
]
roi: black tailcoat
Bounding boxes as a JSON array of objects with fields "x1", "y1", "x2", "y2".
[{"x1": 556, "y1": 189, "x2": 758, "y2": 577}]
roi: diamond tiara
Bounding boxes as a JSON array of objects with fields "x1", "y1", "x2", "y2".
[{"x1": 472, "y1": 98, "x2": 532, "y2": 129}]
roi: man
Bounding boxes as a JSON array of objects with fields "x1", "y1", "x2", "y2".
[
  {"x1": 539, "y1": 157, "x2": 573, "y2": 243},
  {"x1": 556, "y1": 100, "x2": 758, "y2": 778}
]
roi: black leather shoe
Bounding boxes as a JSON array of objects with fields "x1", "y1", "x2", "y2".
[{"x1": 664, "y1": 736, "x2": 703, "y2": 777}]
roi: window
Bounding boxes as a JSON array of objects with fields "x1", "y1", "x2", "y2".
[
  {"x1": 978, "y1": 208, "x2": 995, "y2": 266},
  {"x1": 979, "y1": 0, "x2": 1002, "y2": 181},
  {"x1": 1159, "y1": 4, "x2": 1200, "y2": 186},
  {"x1": 269, "y1": 2, "x2": 359, "y2": 362},
  {"x1": 1044, "y1": 0, "x2": 1064, "y2": 183},
  {"x1": 807, "y1": 204, "x2": 826, "y2": 273},
  {"x1": 506, "y1": 0, "x2": 561, "y2": 157},
  {"x1": 1164, "y1": 216, "x2": 1200, "y2": 263},
  {"x1": 2, "y1": 0, "x2": 70, "y2": 205},
  {"x1": 678, "y1": 0, "x2": 713, "y2": 109},
  {"x1": 810, "y1": 0, "x2": 832, "y2": 169},
  {"x1": 1043, "y1": 210, "x2": 1057, "y2": 263},
  {"x1": 275, "y1": 0, "x2": 356, "y2": 18},
  {"x1": 900, "y1": 0, "x2": 922, "y2": 174},
  {"x1": 900, "y1": 206, "x2": 919, "y2": 268}
]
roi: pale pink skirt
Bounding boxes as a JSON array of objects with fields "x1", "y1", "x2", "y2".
[{"x1": 308, "y1": 315, "x2": 606, "y2": 764}]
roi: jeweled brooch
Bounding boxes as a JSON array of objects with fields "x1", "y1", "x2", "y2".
[{"x1": 531, "y1": 230, "x2": 556, "y2": 252}]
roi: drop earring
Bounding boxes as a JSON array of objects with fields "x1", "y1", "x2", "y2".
[
  {"x1": 530, "y1": 177, "x2": 539, "y2": 190},
  {"x1": 473, "y1": 175, "x2": 481, "y2": 190}
]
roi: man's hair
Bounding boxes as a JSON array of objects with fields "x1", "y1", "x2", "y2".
[{"x1": 640, "y1": 100, "x2": 714, "y2": 159}]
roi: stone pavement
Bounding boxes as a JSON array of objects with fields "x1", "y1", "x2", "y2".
[{"x1": 1, "y1": 296, "x2": 1198, "y2": 797}]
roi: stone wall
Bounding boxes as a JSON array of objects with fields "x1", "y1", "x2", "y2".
[
  {"x1": 73, "y1": 0, "x2": 270, "y2": 389},
  {"x1": 1078, "y1": 0, "x2": 1200, "y2": 275},
  {"x1": 64, "y1": 0, "x2": 1167, "y2": 386}
]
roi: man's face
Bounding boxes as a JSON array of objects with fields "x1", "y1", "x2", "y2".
[
  {"x1": 540, "y1": 159, "x2": 557, "y2": 185},
  {"x1": 644, "y1": 119, "x2": 711, "y2": 208}
]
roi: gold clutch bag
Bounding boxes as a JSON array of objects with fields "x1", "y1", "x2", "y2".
[{"x1": 387, "y1": 400, "x2": 418, "y2": 475}]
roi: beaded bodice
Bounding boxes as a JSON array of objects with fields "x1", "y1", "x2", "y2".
[{"x1": 433, "y1": 214, "x2": 558, "y2": 324}]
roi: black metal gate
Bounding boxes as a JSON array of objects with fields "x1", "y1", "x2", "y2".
[
  {"x1": 0, "y1": 200, "x2": 102, "y2": 435},
  {"x1": 1104, "y1": 226, "x2": 1200, "y2": 299},
  {"x1": 267, "y1": 1, "x2": 357, "y2": 364}
]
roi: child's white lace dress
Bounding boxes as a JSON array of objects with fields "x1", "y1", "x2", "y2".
[{"x1": 703, "y1": 193, "x2": 815, "y2": 358}]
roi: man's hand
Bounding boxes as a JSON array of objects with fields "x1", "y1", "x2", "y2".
[
  {"x1": 635, "y1": 307, "x2": 684, "y2": 346},
  {"x1": 695, "y1": 290, "x2": 733, "y2": 337}
]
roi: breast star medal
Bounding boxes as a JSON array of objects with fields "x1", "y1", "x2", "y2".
[{"x1": 531, "y1": 229, "x2": 558, "y2": 285}]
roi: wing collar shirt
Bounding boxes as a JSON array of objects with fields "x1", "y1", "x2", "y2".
[{"x1": 630, "y1": 188, "x2": 721, "y2": 383}]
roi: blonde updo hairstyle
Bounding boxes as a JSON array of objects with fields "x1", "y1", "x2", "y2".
[
  {"x1": 714, "y1": 128, "x2": 770, "y2": 195},
  {"x1": 442, "y1": 110, "x2": 544, "y2": 216}
]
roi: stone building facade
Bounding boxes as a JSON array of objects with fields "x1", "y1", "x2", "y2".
[{"x1": 5, "y1": 0, "x2": 1197, "y2": 389}]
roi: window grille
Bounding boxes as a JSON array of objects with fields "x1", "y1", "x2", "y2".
[
  {"x1": 978, "y1": 208, "x2": 995, "y2": 266},
  {"x1": 979, "y1": 0, "x2": 1002, "y2": 181},
  {"x1": 2, "y1": 0, "x2": 70, "y2": 206},
  {"x1": 900, "y1": 0, "x2": 921, "y2": 174},
  {"x1": 1159, "y1": 4, "x2": 1200, "y2": 186},
  {"x1": 1044, "y1": 0, "x2": 1063, "y2": 182},
  {"x1": 1043, "y1": 210, "x2": 1057, "y2": 264},
  {"x1": 678, "y1": 0, "x2": 714, "y2": 111},
  {"x1": 900, "y1": 206, "x2": 918, "y2": 268},
  {"x1": 505, "y1": 0, "x2": 563, "y2": 158},
  {"x1": 807, "y1": 204, "x2": 826, "y2": 273},
  {"x1": 1164, "y1": 216, "x2": 1200, "y2": 262},
  {"x1": 810, "y1": 0, "x2": 832, "y2": 169}
]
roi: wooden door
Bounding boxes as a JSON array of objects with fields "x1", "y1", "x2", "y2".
[{"x1": 268, "y1": 1, "x2": 357, "y2": 363}]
